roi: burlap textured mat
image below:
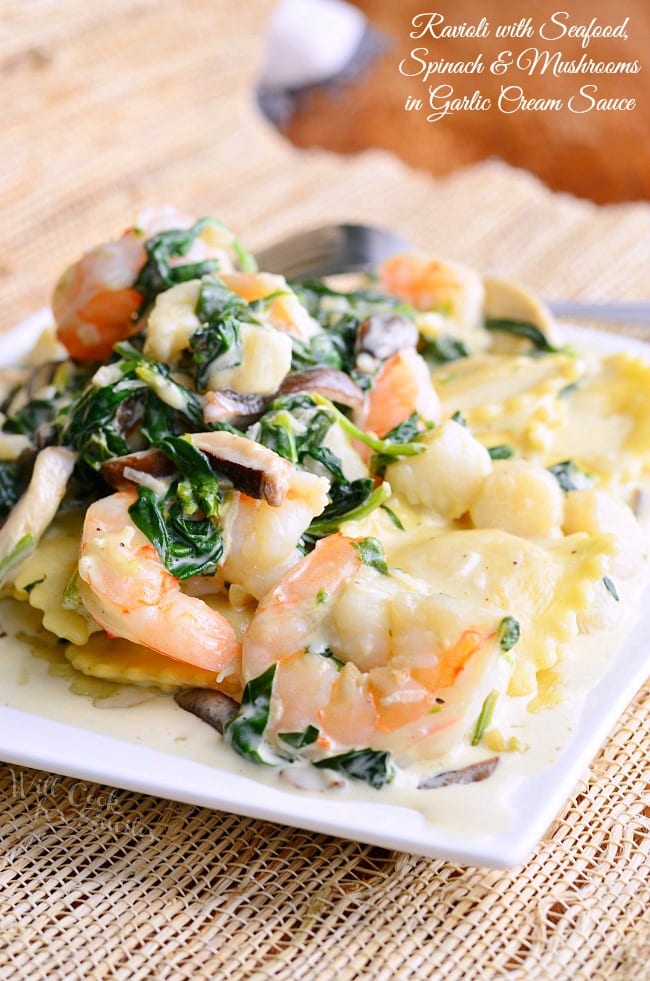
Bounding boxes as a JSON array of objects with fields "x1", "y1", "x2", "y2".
[{"x1": 1, "y1": 2, "x2": 648, "y2": 977}]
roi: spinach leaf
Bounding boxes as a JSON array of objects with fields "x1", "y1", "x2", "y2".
[
  {"x1": 290, "y1": 332, "x2": 346, "y2": 373},
  {"x1": 312, "y1": 396, "x2": 426, "y2": 473},
  {"x1": 4, "y1": 398, "x2": 55, "y2": 437},
  {"x1": 291, "y1": 280, "x2": 413, "y2": 383},
  {"x1": 313, "y1": 748, "x2": 395, "y2": 789},
  {"x1": 307, "y1": 480, "x2": 391, "y2": 538},
  {"x1": 225, "y1": 665, "x2": 278, "y2": 765},
  {"x1": 351, "y1": 537, "x2": 389, "y2": 575},
  {"x1": 498, "y1": 616, "x2": 520, "y2": 653},
  {"x1": 133, "y1": 219, "x2": 221, "y2": 308},
  {"x1": 156, "y1": 436, "x2": 221, "y2": 518},
  {"x1": 0, "y1": 459, "x2": 30, "y2": 517},
  {"x1": 293, "y1": 279, "x2": 414, "y2": 323},
  {"x1": 254, "y1": 395, "x2": 339, "y2": 472},
  {"x1": 485, "y1": 318, "x2": 558, "y2": 354},
  {"x1": 117, "y1": 343, "x2": 204, "y2": 425},
  {"x1": 278, "y1": 726, "x2": 319, "y2": 750},
  {"x1": 185, "y1": 275, "x2": 265, "y2": 390},
  {"x1": 548, "y1": 459, "x2": 588, "y2": 492},
  {"x1": 488, "y1": 444, "x2": 515, "y2": 460},
  {"x1": 62, "y1": 347, "x2": 203, "y2": 470},
  {"x1": 127, "y1": 437, "x2": 224, "y2": 578},
  {"x1": 128, "y1": 484, "x2": 224, "y2": 580},
  {"x1": 371, "y1": 411, "x2": 428, "y2": 473},
  {"x1": 4, "y1": 361, "x2": 92, "y2": 444},
  {"x1": 422, "y1": 336, "x2": 469, "y2": 363},
  {"x1": 61, "y1": 377, "x2": 137, "y2": 468}
]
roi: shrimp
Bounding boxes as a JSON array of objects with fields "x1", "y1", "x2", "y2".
[
  {"x1": 77, "y1": 490, "x2": 243, "y2": 698},
  {"x1": 241, "y1": 534, "x2": 509, "y2": 762},
  {"x1": 220, "y1": 272, "x2": 319, "y2": 341},
  {"x1": 53, "y1": 207, "x2": 237, "y2": 362},
  {"x1": 358, "y1": 347, "x2": 440, "y2": 439},
  {"x1": 188, "y1": 431, "x2": 330, "y2": 600},
  {"x1": 379, "y1": 251, "x2": 485, "y2": 333}
]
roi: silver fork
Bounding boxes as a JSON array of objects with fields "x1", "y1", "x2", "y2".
[{"x1": 255, "y1": 223, "x2": 650, "y2": 325}]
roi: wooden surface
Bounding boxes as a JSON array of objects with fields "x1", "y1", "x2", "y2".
[{"x1": 284, "y1": 0, "x2": 650, "y2": 204}]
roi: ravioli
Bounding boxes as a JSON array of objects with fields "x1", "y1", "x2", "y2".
[
  {"x1": 384, "y1": 527, "x2": 613, "y2": 697},
  {"x1": 432, "y1": 352, "x2": 583, "y2": 455},
  {"x1": 550, "y1": 353, "x2": 650, "y2": 483},
  {"x1": 12, "y1": 510, "x2": 94, "y2": 646}
]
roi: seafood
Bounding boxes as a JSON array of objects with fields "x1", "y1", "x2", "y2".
[
  {"x1": 240, "y1": 534, "x2": 508, "y2": 762},
  {"x1": 379, "y1": 251, "x2": 485, "y2": 333},
  {"x1": 53, "y1": 207, "x2": 237, "y2": 361},
  {"x1": 190, "y1": 431, "x2": 330, "y2": 601},
  {"x1": 360, "y1": 348, "x2": 441, "y2": 438},
  {"x1": 77, "y1": 490, "x2": 243, "y2": 698},
  {"x1": 3, "y1": 210, "x2": 649, "y2": 796}
]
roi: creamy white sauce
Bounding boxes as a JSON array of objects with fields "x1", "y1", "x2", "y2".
[
  {"x1": 1, "y1": 324, "x2": 649, "y2": 841},
  {"x1": 0, "y1": 564, "x2": 646, "y2": 839}
]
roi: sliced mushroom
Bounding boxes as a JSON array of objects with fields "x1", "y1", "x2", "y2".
[
  {"x1": 278, "y1": 368, "x2": 365, "y2": 411},
  {"x1": 100, "y1": 448, "x2": 177, "y2": 490},
  {"x1": 5, "y1": 362, "x2": 59, "y2": 416},
  {"x1": 483, "y1": 276, "x2": 558, "y2": 339},
  {"x1": 417, "y1": 756, "x2": 499, "y2": 790},
  {"x1": 203, "y1": 389, "x2": 270, "y2": 427},
  {"x1": 355, "y1": 313, "x2": 419, "y2": 361},
  {"x1": 174, "y1": 688, "x2": 239, "y2": 734},
  {"x1": 0, "y1": 432, "x2": 33, "y2": 461},
  {"x1": 0, "y1": 446, "x2": 76, "y2": 586},
  {"x1": 190, "y1": 430, "x2": 293, "y2": 506}
]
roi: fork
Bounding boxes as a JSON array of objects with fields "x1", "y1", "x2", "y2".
[{"x1": 255, "y1": 223, "x2": 650, "y2": 325}]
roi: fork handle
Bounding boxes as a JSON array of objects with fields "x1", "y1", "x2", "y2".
[{"x1": 545, "y1": 299, "x2": 650, "y2": 325}]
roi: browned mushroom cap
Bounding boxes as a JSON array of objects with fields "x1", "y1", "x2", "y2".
[
  {"x1": 278, "y1": 368, "x2": 365, "y2": 410},
  {"x1": 190, "y1": 430, "x2": 293, "y2": 506},
  {"x1": 100, "y1": 449, "x2": 177, "y2": 490},
  {"x1": 417, "y1": 756, "x2": 499, "y2": 790},
  {"x1": 174, "y1": 688, "x2": 239, "y2": 734},
  {"x1": 203, "y1": 389, "x2": 270, "y2": 427},
  {"x1": 355, "y1": 313, "x2": 418, "y2": 361}
]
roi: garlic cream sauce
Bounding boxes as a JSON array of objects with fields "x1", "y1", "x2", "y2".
[
  {"x1": 0, "y1": 550, "x2": 647, "y2": 840},
  {"x1": 1, "y1": 324, "x2": 649, "y2": 841}
]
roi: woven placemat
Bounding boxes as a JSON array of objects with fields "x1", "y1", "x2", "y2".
[{"x1": 1, "y1": 2, "x2": 649, "y2": 978}]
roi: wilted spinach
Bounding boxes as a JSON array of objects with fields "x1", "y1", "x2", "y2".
[
  {"x1": 225, "y1": 665, "x2": 278, "y2": 765},
  {"x1": 128, "y1": 436, "x2": 224, "y2": 579},
  {"x1": 313, "y1": 748, "x2": 395, "y2": 789}
]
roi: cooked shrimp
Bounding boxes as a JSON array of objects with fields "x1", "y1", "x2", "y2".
[
  {"x1": 189, "y1": 430, "x2": 330, "y2": 600},
  {"x1": 358, "y1": 348, "x2": 440, "y2": 438},
  {"x1": 242, "y1": 534, "x2": 508, "y2": 761},
  {"x1": 77, "y1": 490, "x2": 243, "y2": 698},
  {"x1": 53, "y1": 207, "x2": 236, "y2": 362},
  {"x1": 379, "y1": 251, "x2": 485, "y2": 333},
  {"x1": 220, "y1": 272, "x2": 319, "y2": 341}
]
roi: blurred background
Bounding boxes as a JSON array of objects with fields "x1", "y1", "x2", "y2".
[
  {"x1": 264, "y1": 0, "x2": 649, "y2": 204},
  {"x1": 1, "y1": 0, "x2": 648, "y2": 337}
]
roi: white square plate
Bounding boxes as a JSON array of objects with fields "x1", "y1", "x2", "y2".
[{"x1": 1, "y1": 320, "x2": 648, "y2": 868}]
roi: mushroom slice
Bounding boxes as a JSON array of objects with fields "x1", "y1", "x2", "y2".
[
  {"x1": 174, "y1": 688, "x2": 239, "y2": 734},
  {"x1": 203, "y1": 389, "x2": 270, "y2": 427},
  {"x1": 278, "y1": 368, "x2": 365, "y2": 410},
  {"x1": 417, "y1": 756, "x2": 499, "y2": 789},
  {"x1": 355, "y1": 312, "x2": 419, "y2": 361},
  {"x1": 0, "y1": 446, "x2": 76, "y2": 587},
  {"x1": 190, "y1": 430, "x2": 293, "y2": 506},
  {"x1": 483, "y1": 276, "x2": 559, "y2": 341},
  {"x1": 100, "y1": 448, "x2": 177, "y2": 490}
]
